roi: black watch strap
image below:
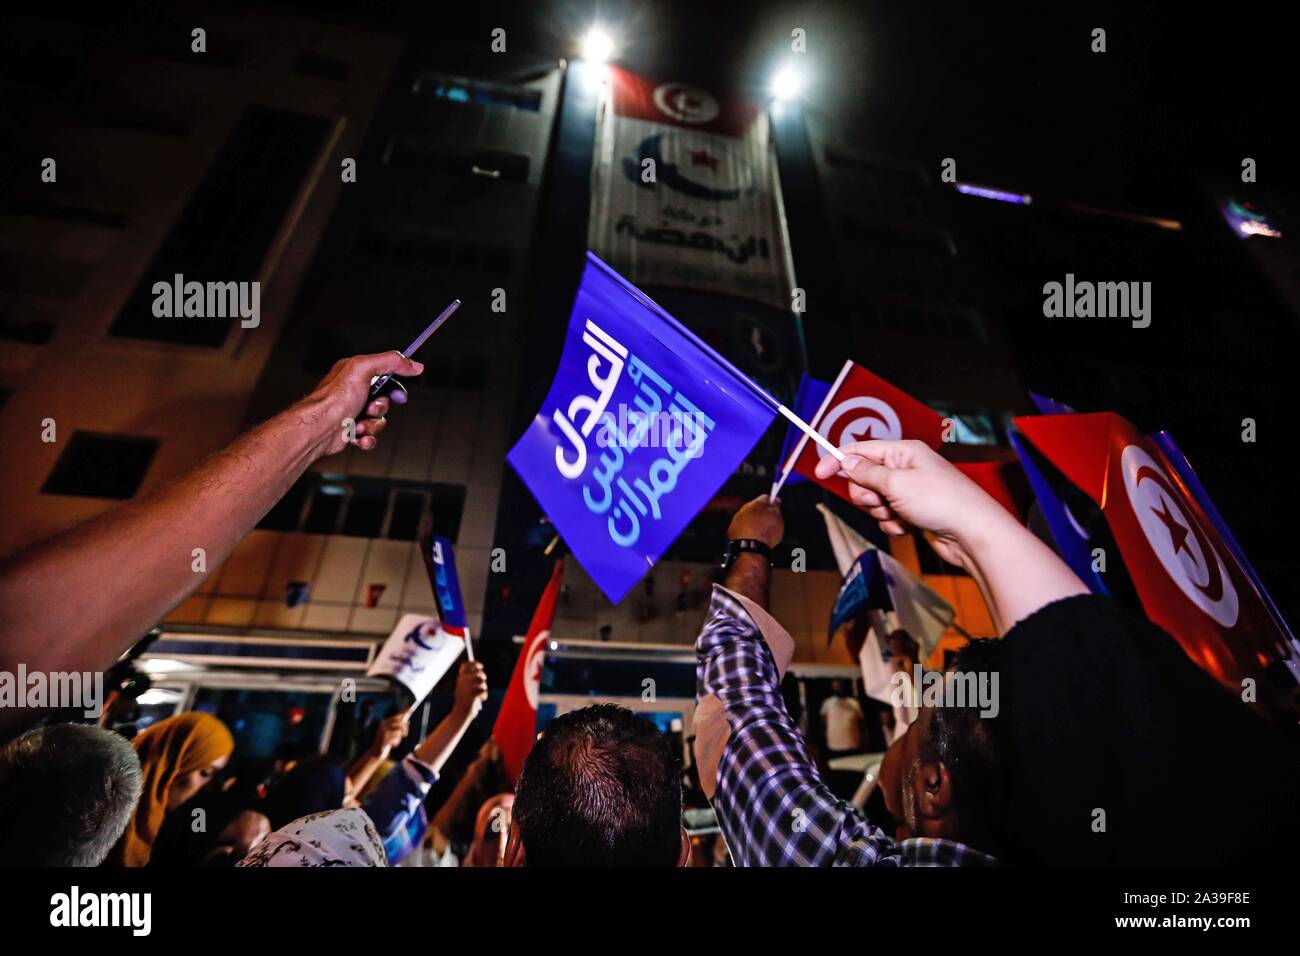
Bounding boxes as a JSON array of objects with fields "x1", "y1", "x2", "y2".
[{"x1": 722, "y1": 538, "x2": 773, "y2": 569}]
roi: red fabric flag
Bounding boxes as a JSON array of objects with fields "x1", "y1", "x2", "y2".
[
  {"x1": 950, "y1": 449, "x2": 1031, "y2": 522},
  {"x1": 1015, "y1": 412, "x2": 1292, "y2": 710},
  {"x1": 493, "y1": 560, "x2": 565, "y2": 785},
  {"x1": 784, "y1": 360, "x2": 943, "y2": 503},
  {"x1": 607, "y1": 66, "x2": 759, "y2": 137}
]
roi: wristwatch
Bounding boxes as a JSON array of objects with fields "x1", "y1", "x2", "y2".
[{"x1": 721, "y1": 538, "x2": 774, "y2": 570}]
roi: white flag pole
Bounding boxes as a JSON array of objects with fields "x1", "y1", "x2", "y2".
[
  {"x1": 769, "y1": 359, "x2": 853, "y2": 501},
  {"x1": 777, "y1": 404, "x2": 844, "y2": 461},
  {"x1": 584, "y1": 254, "x2": 846, "y2": 493}
]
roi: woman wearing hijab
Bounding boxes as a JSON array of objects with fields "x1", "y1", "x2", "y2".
[
  {"x1": 237, "y1": 807, "x2": 387, "y2": 867},
  {"x1": 109, "y1": 711, "x2": 234, "y2": 866}
]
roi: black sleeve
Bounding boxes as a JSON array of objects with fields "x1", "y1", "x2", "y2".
[{"x1": 991, "y1": 594, "x2": 1300, "y2": 865}]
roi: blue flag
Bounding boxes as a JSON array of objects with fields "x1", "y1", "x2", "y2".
[
  {"x1": 508, "y1": 253, "x2": 778, "y2": 603},
  {"x1": 429, "y1": 536, "x2": 468, "y2": 637},
  {"x1": 828, "y1": 551, "x2": 892, "y2": 635},
  {"x1": 776, "y1": 373, "x2": 830, "y2": 486},
  {"x1": 1009, "y1": 430, "x2": 1107, "y2": 594},
  {"x1": 1029, "y1": 391, "x2": 1078, "y2": 416}
]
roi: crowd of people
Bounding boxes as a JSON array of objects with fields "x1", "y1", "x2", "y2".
[{"x1": 2, "y1": 351, "x2": 1299, "y2": 868}]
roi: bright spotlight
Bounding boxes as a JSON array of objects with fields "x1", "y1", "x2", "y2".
[
  {"x1": 770, "y1": 64, "x2": 805, "y2": 101},
  {"x1": 581, "y1": 26, "x2": 615, "y2": 64}
]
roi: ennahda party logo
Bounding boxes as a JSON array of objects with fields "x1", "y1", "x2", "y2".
[
  {"x1": 621, "y1": 80, "x2": 756, "y2": 202},
  {"x1": 622, "y1": 133, "x2": 756, "y2": 201}
]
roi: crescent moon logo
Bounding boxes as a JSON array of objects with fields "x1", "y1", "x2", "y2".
[
  {"x1": 622, "y1": 133, "x2": 753, "y2": 201},
  {"x1": 816, "y1": 397, "x2": 902, "y2": 475},
  {"x1": 1120, "y1": 445, "x2": 1238, "y2": 627},
  {"x1": 523, "y1": 630, "x2": 550, "y2": 710},
  {"x1": 652, "y1": 83, "x2": 720, "y2": 125}
]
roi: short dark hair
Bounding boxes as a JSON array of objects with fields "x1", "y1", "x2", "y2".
[
  {"x1": 0, "y1": 722, "x2": 143, "y2": 866},
  {"x1": 918, "y1": 639, "x2": 1005, "y2": 828},
  {"x1": 513, "y1": 704, "x2": 681, "y2": 866}
]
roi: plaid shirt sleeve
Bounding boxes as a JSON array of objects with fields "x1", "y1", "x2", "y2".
[{"x1": 696, "y1": 585, "x2": 902, "y2": 867}]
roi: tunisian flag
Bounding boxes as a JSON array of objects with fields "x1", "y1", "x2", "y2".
[
  {"x1": 493, "y1": 560, "x2": 565, "y2": 785},
  {"x1": 783, "y1": 359, "x2": 1024, "y2": 518},
  {"x1": 1015, "y1": 412, "x2": 1295, "y2": 712}
]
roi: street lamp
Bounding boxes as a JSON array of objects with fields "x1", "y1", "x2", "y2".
[
  {"x1": 581, "y1": 26, "x2": 615, "y2": 64},
  {"x1": 770, "y1": 63, "x2": 806, "y2": 101}
]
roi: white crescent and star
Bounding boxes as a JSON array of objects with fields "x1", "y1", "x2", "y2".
[
  {"x1": 815, "y1": 397, "x2": 902, "y2": 476},
  {"x1": 1120, "y1": 444, "x2": 1238, "y2": 627},
  {"x1": 653, "y1": 83, "x2": 720, "y2": 125},
  {"x1": 522, "y1": 629, "x2": 551, "y2": 710}
]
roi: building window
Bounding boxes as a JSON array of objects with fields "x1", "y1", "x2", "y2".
[
  {"x1": 110, "y1": 106, "x2": 331, "y2": 346},
  {"x1": 411, "y1": 72, "x2": 541, "y2": 112},
  {"x1": 42, "y1": 432, "x2": 159, "y2": 499},
  {"x1": 257, "y1": 474, "x2": 466, "y2": 542},
  {"x1": 382, "y1": 140, "x2": 531, "y2": 184},
  {"x1": 351, "y1": 224, "x2": 512, "y2": 277},
  {"x1": 0, "y1": 318, "x2": 55, "y2": 345},
  {"x1": 295, "y1": 52, "x2": 349, "y2": 81}
]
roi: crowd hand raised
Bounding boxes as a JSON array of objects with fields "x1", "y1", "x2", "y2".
[
  {"x1": 814, "y1": 439, "x2": 1007, "y2": 567},
  {"x1": 727, "y1": 495, "x2": 785, "y2": 549},
  {"x1": 453, "y1": 660, "x2": 489, "y2": 721},
  {"x1": 369, "y1": 713, "x2": 410, "y2": 759},
  {"x1": 293, "y1": 351, "x2": 426, "y2": 458}
]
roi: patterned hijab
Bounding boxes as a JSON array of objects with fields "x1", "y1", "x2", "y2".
[
  {"x1": 112, "y1": 712, "x2": 234, "y2": 867},
  {"x1": 238, "y1": 808, "x2": 388, "y2": 867}
]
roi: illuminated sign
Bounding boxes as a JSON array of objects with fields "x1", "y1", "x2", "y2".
[
  {"x1": 1220, "y1": 198, "x2": 1282, "y2": 239},
  {"x1": 956, "y1": 182, "x2": 1032, "y2": 205}
]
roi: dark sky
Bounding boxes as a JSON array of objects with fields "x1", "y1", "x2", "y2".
[{"x1": 294, "y1": 0, "x2": 1294, "y2": 220}]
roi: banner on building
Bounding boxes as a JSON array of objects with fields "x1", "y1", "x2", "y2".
[{"x1": 589, "y1": 68, "x2": 796, "y2": 310}]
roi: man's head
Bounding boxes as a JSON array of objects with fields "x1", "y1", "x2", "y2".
[
  {"x1": 508, "y1": 704, "x2": 686, "y2": 866},
  {"x1": 0, "y1": 722, "x2": 143, "y2": 866},
  {"x1": 887, "y1": 629, "x2": 920, "y2": 675},
  {"x1": 879, "y1": 639, "x2": 1005, "y2": 854}
]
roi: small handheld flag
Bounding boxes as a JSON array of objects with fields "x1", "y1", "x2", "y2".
[
  {"x1": 494, "y1": 560, "x2": 565, "y2": 785},
  {"x1": 508, "y1": 253, "x2": 836, "y2": 603},
  {"x1": 1016, "y1": 411, "x2": 1299, "y2": 714},
  {"x1": 772, "y1": 359, "x2": 946, "y2": 501},
  {"x1": 418, "y1": 517, "x2": 472, "y2": 660}
]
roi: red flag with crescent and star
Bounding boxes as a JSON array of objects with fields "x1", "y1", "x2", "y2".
[
  {"x1": 784, "y1": 359, "x2": 1025, "y2": 518},
  {"x1": 1014, "y1": 412, "x2": 1292, "y2": 709},
  {"x1": 785, "y1": 361, "x2": 946, "y2": 502},
  {"x1": 493, "y1": 560, "x2": 565, "y2": 786}
]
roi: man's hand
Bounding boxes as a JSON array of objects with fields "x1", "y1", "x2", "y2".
[
  {"x1": 727, "y1": 495, "x2": 784, "y2": 548},
  {"x1": 814, "y1": 439, "x2": 1005, "y2": 565},
  {"x1": 453, "y1": 660, "x2": 489, "y2": 721},
  {"x1": 368, "y1": 713, "x2": 409, "y2": 759},
  {"x1": 293, "y1": 352, "x2": 426, "y2": 459}
]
